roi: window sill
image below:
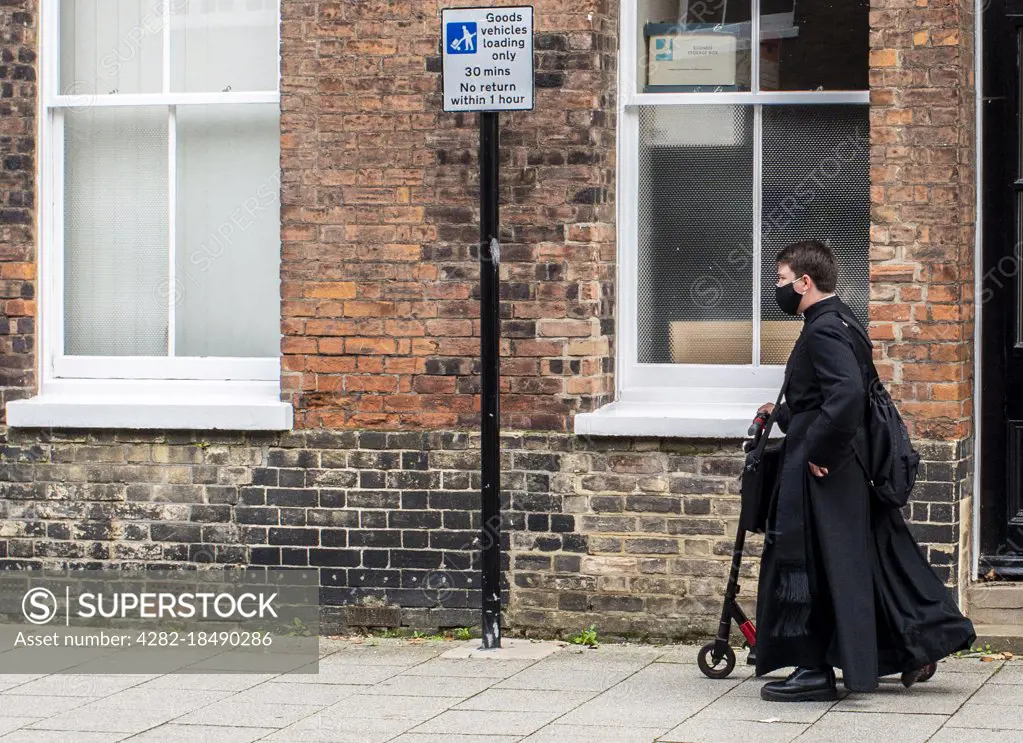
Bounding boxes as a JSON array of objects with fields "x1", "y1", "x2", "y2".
[
  {"x1": 6, "y1": 380, "x2": 292, "y2": 431},
  {"x1": 574, "y1": 388, "x2": 781, "y2": 439}
]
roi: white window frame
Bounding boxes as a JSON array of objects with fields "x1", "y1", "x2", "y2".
[
  {"x1": 576, "y1": 1, "x2": 870, "y2": 438},
  {"x1": 8, "y1": 0, "x2": 291, "y2": 430}
]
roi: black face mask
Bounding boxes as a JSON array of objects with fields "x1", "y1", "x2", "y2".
[{"x1": 775, "y1": 278, "x2": 805, "y2": 316}]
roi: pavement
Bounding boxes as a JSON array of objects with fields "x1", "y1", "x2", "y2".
[{"x1": 0, "y1": 637, "x2": 1019, "y2": 742}]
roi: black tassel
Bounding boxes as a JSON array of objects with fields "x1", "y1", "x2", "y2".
[
  {"x1": 776, "y1": 567, "x2": 811, "y2": 604},
  {"x1": 773, "y1": 566, "x2": 813, "y2": 637},
  {"x1": 774, "y1": 601, "x2": 813, "y2": 637}
]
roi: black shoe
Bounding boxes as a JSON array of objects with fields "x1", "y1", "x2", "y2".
[
  {"x1": 900, "y1": 667, "x2": 923, "y2": 688},
  {"x1": 760, "y1": 666, "x2": 838, "y2": 702}
]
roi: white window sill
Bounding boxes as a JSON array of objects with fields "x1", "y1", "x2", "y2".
[
  {"x1": 574, "y1": 387, "x2": 782, "y2": 439},
  {"x1": 6, "y1": 380, "x2": 292, "y2": 431}
]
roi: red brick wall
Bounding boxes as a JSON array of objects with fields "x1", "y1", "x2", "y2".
[
  {"x1": 279, "y1": 0, "x2": 618, "y2": 431},
  {"x1": 868, "y1": 0, "x2": 976, "y2": 442},
  {"x1": 0, "y1": 1, "x2": 36, "y2": 421},
  {"x1": 0, "y1": 1, "x2": 980, "y2": 446}
]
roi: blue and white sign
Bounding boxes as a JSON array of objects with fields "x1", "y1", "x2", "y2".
[
  {"x1": 442, "y1": 6, "x2": 534, "y2": 113},
  {"x1": 446, "y1": 21, "x2": 478, "y2": 54}
]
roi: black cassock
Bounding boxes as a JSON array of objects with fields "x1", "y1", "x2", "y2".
[{"x1": 755, "y1": 296, "x2": 975, "y2": 692}]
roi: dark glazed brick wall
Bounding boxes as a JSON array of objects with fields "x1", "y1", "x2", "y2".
[
  {"x1": 0, "y1": 1, "x2": 35, "y2": 422},
  {"x1": 0, "y1": 428, "x2": 967, "y2": 640}
]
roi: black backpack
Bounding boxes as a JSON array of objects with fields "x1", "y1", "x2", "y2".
[{"x1": 834, "y1": 311, "x2": 921, "y2": 509}]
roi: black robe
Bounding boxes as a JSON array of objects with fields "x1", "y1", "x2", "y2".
[{"x1": 755, "y1": 296, "x2": 975, "y2": 691}]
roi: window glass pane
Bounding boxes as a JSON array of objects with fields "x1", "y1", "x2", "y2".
[
  {"x1": 175, "y1": 104, "x2": 281, "y2": 357},
  {"x1": 760, "y1": 105, "x2": 870, "y2": 364},
  {"x1": 59, "y1": 0, "x2": 164, "y2": 96},
  {"x1": 171, "y1": 0, "x2": 279, "y2": 93},
  {"x1": 760, "y1": 0, "x2": 869, "y2": 91},
  {"x1": 638, "y1": 105, "x2": 755, "y2": 365},
  {"x1": 64, "y1": 107, "x2": 169, "y2": 356},
  {"x1": 637, "y1": 0, "x2": 752, "y2": 93}
]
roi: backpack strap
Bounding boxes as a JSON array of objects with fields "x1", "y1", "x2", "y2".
[
  {"x1": 807, "y1": 305, "x2": 880, "y2": 385},
  {"x1": 750, "y1": 326, "x2": 804, "y2": 458}
]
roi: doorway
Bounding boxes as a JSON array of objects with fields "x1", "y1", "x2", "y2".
[{"x1": 981, "y1": 0, "x2": 1023, "y2": 578}]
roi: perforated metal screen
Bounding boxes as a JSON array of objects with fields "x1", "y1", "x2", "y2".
[
  {"x1": 636, "y1": 104, "x2": 870, "y2": 366},
  {"x1": 760, "y1": 105, "x2": 870, "y2": 363},
  {"x1": 637, "y1": 105, "x2": 755, "y2": 365}
]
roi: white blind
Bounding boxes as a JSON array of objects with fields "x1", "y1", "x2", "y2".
[
  {"x1": 60, "y1": 0, "x2": 163, "y2": 96},
  {"x1": 58, "y1": 0, "x2": 282, "y2": 360},
  {"x1": 175, "y1": 104, "x2": 281, "y2": 357},
  {"x1": 64, "y1": 107, "x2": 169, "y2": 356}
]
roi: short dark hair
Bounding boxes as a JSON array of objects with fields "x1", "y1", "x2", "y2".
[{"x1": 775, "y1": 240, "x2": 838, "y2": 293}]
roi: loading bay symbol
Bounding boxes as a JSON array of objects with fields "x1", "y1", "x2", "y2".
[{"x1": 447, "y1": 22, "x2": 477, "y2": 54}]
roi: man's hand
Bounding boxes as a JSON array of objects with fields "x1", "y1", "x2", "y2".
[
  {"x1": 809, "y1": 462, "x2": 829, "y2": 478},
  {"x1": 758, "y1": 402, "x2": 775, "y2": 415}
]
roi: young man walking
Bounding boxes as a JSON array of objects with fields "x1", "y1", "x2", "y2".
[{"x1": 754, "y1": 240, "x2": 974, "y2": 701}]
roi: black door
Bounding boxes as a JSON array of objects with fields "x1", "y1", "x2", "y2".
[{"x1": 981, "y1": 0, "x2": 1023, "y2": 578}]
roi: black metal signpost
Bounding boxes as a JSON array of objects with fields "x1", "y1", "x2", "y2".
[
  {"x1": 442, "y1": 6, "x2": 535, "y2": 650},
  {"x1": 479, "y1": 112, "x2": 502, "y2": 648}
]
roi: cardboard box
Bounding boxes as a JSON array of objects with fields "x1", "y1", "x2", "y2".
[{"x1": 647, "y1": 32, "x2": 738, "y2": 87}]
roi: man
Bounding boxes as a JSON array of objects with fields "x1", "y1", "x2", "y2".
[{"x1": 755, "y1": 240, "x2": 974, "y2": 702}]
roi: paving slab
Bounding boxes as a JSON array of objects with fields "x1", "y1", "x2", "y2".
[
  {"x1": 224, "y1": 680, "x2": 362, "y2": 706},
  {"x1": 522, "y1": 725, "x2": 670, "y2": 743},
  {"x1": 929, "y1": 728, "x2": 1023, "y2": 743},
  {"x1": 945, "y1": 703, "x2": 1023, "y2": 730},
  {"x1": 0, "y1": 638, "x2": 1016, "y2": 743},
  {"x1": 276, "y1": 661, "x2": 402, "y2": 686},
  {"x1": 791, "y1": 711, "x2": 947, "y2": 743},
  {"x1": 493, "y1": 666, "x2": 631, "y2": 692},
  {"x1": 363, "y1": 673, "x2": 495, "y2": 698},
  {"x1": 555, "y1": 661, "x2": 742, "y2": 728},
  {"x1": 492, "y1": 650, "x2": 661, "y2": 693},
  {"x1": 440, "y1": 638, "x2": 567, "y2": 661},
  {"x1": 63, "y1": 647, "x2": 219, "y2": 675},
  {"x1": 0, "y1": 732, "x2": 127, "y2": 743},
  {"x1": 453, "y1": 687, "x2": 597, "y2": 713},
  {"x1": 23, "y1": 708, "x2": 178, "y2": 735},
  {"x1": 832, "y1": 671, "x2": 987, "y2": 715},
  {"x1": 987, "y1": 664, "x2": 1023, "y2": 683},
  {"x1": 650, "y1": 644, "x2": 703, "y2": 664},
  {"x1": 308, "y1": 693, "x2": 462, "y2": 722},
  {"x1": 390, "y1": 735, "x2": 521, "y2": 743},
  {"x1": 263, "y1": 714, "x2": 416, "y2": 743},
  {"x1": 171, "y1": 701, "x2": 323, "y2": 729},
  {"x1": 136, "y1": 673, "x2": 277, "y2": 692},
  {"x1": 660, "y1": 717, "x2": 808, "y2": 743},
  {"x1": 121, "y1": 724, "x2": 276, "y2": 742},
  {"x1": 317, "y1": 637, "x2": 353, "y2": 657},
  {"x1": 400, "y1": 657, "x2": 536, "y2": 678},
  {"x1": 701, "y1": 689, "x2": 837, "y2": 723},
  {"x1": 965, "y1": 683, "x2": 1023, "y2": 705},
  {"x1": 329, "y1": 641, "x2": 448, "y2": 666},
  {"x1": 182, "y1": 652, "x2": 312, "y2": 674},
  {"x1": 408, "y1": 709, "x2": 561, "y2": 737},
  {"x1": 0, "y1": 722, "x2": 41, "y2": 738},
  {"x1": 84, "y1": 687, "x2": 232, "y2": 715},
  {"x1": 933, "y1": 658, "x2": 1005, "y2": 675},
  {"x1": 0, "y1": 694, "x2": 98, "y2": 718},
  {"x1": 6, "y1": 676, "x2": 154, "y2": 698}
]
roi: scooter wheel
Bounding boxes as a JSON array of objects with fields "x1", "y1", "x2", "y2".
[
  {"x1": 698, "y1": 642, "x2": 736, "y2": 679},
  {"x1": 916, "y1": 663, "x2": 937, "y2": 682}
]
